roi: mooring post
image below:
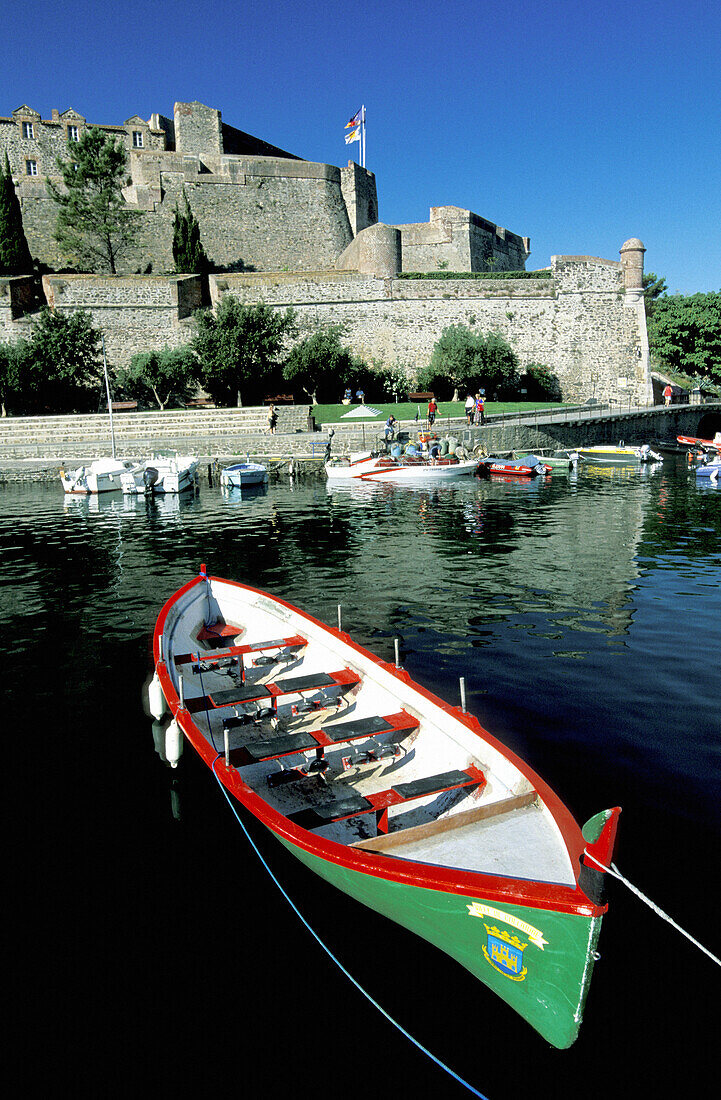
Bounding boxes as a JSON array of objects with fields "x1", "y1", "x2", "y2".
[
  {"x1": 460, "y1": 676, "x2": 467, "y2": 713},
  {"x1": 337, "y1": 604, "x2": 342, "y2": 631},
  {"x1": 394, "y1": 638, "x2": 401, "y2": 668},
  {"x1": 224, "y1": 724, "x2": 230, "y2": 768}
]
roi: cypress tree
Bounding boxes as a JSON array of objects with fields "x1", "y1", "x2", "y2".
[
  {"x1": 0, "y1": 154, "x2": 34, "y2": 276},
  {"x1": 172, "y1": 193, "x2": 210, "y2": 273}
]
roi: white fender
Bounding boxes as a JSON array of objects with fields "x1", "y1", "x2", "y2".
[
  {"x1": 165, "y1": 718, "x2": 183, "y2": 769},
  {"x1": 148, "y1": 670, "x2": 166, "y2": 721}
]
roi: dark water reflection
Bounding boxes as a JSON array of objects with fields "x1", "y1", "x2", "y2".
[{"x1": 5, "y1": 460, "x2": 718, "y2": 1099}]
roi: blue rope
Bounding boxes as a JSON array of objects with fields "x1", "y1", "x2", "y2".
[{"x1": 211, "y1": 756, "x2": 490, "y2": 1099}]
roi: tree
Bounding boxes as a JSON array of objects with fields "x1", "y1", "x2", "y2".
[
  {"x1": 647, "y1": 292, "x2": 721, "y2": 385},
  {"x1": 0, "y1": 338, "x2": 30, "y2": 415},
  {"x1": 0, "y1": 154, "x2": 33, "y2": 276},
  {"x1": 192, "y1": 296, "x2": 296, "y2": 406},
  {"x1": 418, "y1": 324, "x2": 519, "y2": 399},
  {"x1": 117, "y1": 347, "x2": 197, "y2": 410},
  {"x1": 520, "y1": 363, "x2": 562, "y2": 401},
  {"x1": 24, "y1": 307, "x2": 103, "y2": 413},
  {"x1": 172, "y1": 193, "x2": 210, "y2": 274},
  {"x1": 643, "y1": 272, "x2": 667, "y2": 319},
  {"x1": 47, "y1": 127, "x2": 139, "y2": 274},
  {"x1": 283, "y1": 326, "x2": 359, "y2": 404}
]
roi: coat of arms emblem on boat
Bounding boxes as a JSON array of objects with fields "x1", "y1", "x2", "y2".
[
  {"x1": 467, "y1": 902, "x2": 548, "y2": 981},
  {"x1": 482, "y1": 925, "x2": 528, "y2": 980}
]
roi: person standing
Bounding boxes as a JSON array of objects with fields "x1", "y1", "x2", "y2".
[
  {"x1": 427, "y1": 396, "x2": 438, "y2": 426},
  {"x1": 267, "y1": 403, "x2": 278, "y2": 434},
  {"x1": 384, "y1": 414, "x2": 397, "y2": 442},
  {"x1": 663, "y1": 384, "x2": 673, "y2": 407},
  {"x1": 474, "y1": 392, "x2": 485, "y2": 425},
  {"x1": 464, "y1": 394, "x2": 475, "y2": 425}
]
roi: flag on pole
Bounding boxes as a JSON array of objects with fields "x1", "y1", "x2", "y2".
[{"x1": 343, "y1": 107, "x2": 366, "y2": 166}]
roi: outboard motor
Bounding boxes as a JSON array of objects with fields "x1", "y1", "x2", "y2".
[{"x1": 143, "y1": 465, "x2": 160, "y2": 493}]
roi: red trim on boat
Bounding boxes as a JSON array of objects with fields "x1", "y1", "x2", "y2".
[{"x1": 154, "y1": 574, "x2": 606, "y2": 919}]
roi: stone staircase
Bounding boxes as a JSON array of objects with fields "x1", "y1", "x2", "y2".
[
  {"x1": 0, "y1": 404, "x2": 478, "y2": 472},
  {"x1": 0, "y1": 405, "x2": 322, "y2": 461}
]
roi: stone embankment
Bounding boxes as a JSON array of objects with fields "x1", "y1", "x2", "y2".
[{"x1": 2, "y1": 401, "x2": 718, "y2": 483}]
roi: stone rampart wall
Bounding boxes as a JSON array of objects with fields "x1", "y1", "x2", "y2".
[
  {"x1": 35, "y1": 274, "x2": 202, "y2": 365},
  {"x1": 0, "y1": 255, "x2": 649, "y2": 404},
  {"x1": 211, "y1": 256, "x2": 647, "y2": 403}
]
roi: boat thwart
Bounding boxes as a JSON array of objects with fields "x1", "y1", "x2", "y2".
[{"x1": 149, "y1": 569, "x2": 620, "y2": 1049}]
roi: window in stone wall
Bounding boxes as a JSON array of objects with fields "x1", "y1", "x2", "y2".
[
  {"x1": 132, "y1": 130, "x2": 144, "y2": 148},
  {"x1": 67, "y1": 125, "x2": 79, "y2": 142},
  {"x1": 25, "y1": 160, "x2": 38, "y2": 176},
  {"x1": 22, "y1": 121, "x2": 34, "y2": 139}
]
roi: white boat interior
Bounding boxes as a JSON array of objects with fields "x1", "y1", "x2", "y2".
[{"x1": 160, "y1": 578, "x2": 576, "y2": 887}]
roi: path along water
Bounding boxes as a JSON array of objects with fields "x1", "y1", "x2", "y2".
[{"x1": 4, "y1": 458, "x2": 718, "y2": 1099}]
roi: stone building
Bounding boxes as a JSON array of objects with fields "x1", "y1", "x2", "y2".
[
  {"x1": 0, "y1": 100, "x2": 652, "y2": 404},
  {"x1": 0, "y1": 100, "x2": 528, "y2": 277}
]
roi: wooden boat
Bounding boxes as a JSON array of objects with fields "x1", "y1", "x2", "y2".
[
  {"x1": 476, "y1": 454, "x2": 552, "y2": 478},
  {"x1": 60, "y1": 456, "x2": 137, "y2": 494},
  {"x1": 325, "y1": 451, "x2": 479, "y2": 481},
  {"x1": 220, "y1": 461, "x2": 269, "y2": 489},
  {"x1": 678, "y1": 433, "x2": 721, "y2": 451},
  {"x1": 149, "y1": 569, "x2": 620, "y2": 1049},
  {"x1": 120, "y1": 452, "x2": 198, "y2": 495},
  {"x1": 575, "y1": 444, "x2": 662, "y2": 465}
]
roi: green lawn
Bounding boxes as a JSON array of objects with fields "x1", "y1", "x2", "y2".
[{"x1": 311, "y1": 400, "x2": 566, "y2": 424}]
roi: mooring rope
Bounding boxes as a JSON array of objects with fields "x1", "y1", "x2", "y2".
[
  {"x1": 583, "y1": 850, "x2": 721, "y2": 967},
  {"x1": 211, "y1": 758, "x2": 489, "y2": 1100}
]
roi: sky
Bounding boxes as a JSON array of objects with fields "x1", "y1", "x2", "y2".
[{"x1": 3, "y1": 0, "x2": 720, "y2": 294}]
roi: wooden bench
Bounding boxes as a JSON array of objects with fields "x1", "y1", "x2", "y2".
[
  {"x1": 175, "y1": 635, "x2": 307, "y2": 677},
  {"x1": 351, "y1": 789, "x2": 538, "y2": 851},
  {"x1": 185, "y1": 398, "x2": 215, "y2": 408},
  {"x1": 110, "y1": 400, "x2": 138, "y2": 412},
  {"x1": 264, "y1": 394, "x2": 294, "y2": 404},
  {"x1": 231, "y1": 710, "x2": 419, "y2": 767},
  {"x1": 288, "y1": 765, "x2": 486, "y2": 833},
  {"x1": 186, "y1": 667, "x2": 361, "y2": 714},
  {"x1": 409, "y1": 392, "x2": 434, "y2": 402}
]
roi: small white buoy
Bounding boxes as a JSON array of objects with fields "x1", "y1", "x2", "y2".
[
  {"x1": 165, "y1": 718, "x2": 183, "y2": 769},
  {"x1": 148, "y1": 670, "x2": 166, "y2": 721}
]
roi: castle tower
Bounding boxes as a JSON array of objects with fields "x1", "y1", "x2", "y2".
[{"x1": 619, "y1": 238, "x2": 646, "y2": 301}]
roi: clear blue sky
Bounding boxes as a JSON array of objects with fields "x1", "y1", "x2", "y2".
[{"x1": 3, "y1": 0, "x2": 719, "y2": 293}]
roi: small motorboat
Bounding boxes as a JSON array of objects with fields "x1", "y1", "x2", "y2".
[
  {"x1": 476, "y1": 454, "x2": 552, "y2": 478},
  {"x1": 575, "y1": 443, "x2": 662, "y2": 465},
  {"x1": 325, "y1": 450, "x2": 479, "y2": 481},
  {"x1": 60, "y1": 456, "x2": 136, "y2": 494},
  {"x1": 220, "y1": 462, "x2": 268, "y2": 489},
  {"x1": 694, "y1": 454, "x2": 721, "y2": 480},
  {"x1": 120, "y1": 452, "x2": 198, "y2": 495},
  {"x1": 148, "y1": 569, "x2": 620, "y2": 1050},
  {"x1": 678, "y1": 433, "x2": 721, "y2": 451}
]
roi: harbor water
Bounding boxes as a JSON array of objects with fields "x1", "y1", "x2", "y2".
[{"x1": 5, "y1": 458, "x2": 718, "y2": 1099}]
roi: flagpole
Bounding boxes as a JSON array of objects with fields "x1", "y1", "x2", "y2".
[{"x1": 361, "y1": 105, "x2": 366, "y2": 168}]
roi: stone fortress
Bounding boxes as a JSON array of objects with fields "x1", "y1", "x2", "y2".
[{"x1": 0, "y1": 100, "x2": 651, "y2": 403}]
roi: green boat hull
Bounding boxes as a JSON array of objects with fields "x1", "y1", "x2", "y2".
[{"x1": 276, "y1": 832, "x2": 602, "y2": 1049}]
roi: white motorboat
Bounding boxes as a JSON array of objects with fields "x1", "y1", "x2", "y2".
[
  {"x1": 120, "y1": 452, "x2": 199, "y2": 495},
  {"x1": 60, "y1": 456, "x2": 137, "y2": 495},
  {"x1": 220, "y1": 462, "x2": 269, "y2": 489},
  {"x1": 325, "y1": 450, "x2": 479, "y2": 481}
]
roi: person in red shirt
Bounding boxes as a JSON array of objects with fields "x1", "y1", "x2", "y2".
[
  {"x1": 663, "y1": 384, "x2": 673, "y2": 407},
  {"x1": 427, "y1": 397, "x2": 438, "y2": 425},
  {"x1": 474, "y1": 392, "x2": 485, "y2": 424}
]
